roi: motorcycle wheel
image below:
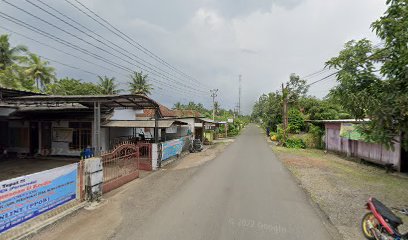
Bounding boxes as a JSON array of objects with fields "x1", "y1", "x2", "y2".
[{"x1": 361, "y1": 212, "x2": 376, "y2": 240}]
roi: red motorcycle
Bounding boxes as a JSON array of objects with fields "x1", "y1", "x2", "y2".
[{"x1": 362, "y1": 197, "x2": 408, "y2": 240}]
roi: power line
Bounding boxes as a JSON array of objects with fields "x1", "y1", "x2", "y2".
[
  {"x1": 302, "y1": 69, "x2": 329, "y2": 79},
  {"x1": 65, "y1": 0, "x2": 210, "y2": 90},
  {"x1": 0, "y1": 12, "x2": 133, "y2": 73},
  {"x1": 1, "y1": 0, "x2": 208, "y2": 96},
  {"x1": 24, "y1": 0, "x2": 209, "y2": 94},
  {"x1": 45, "y1": 56, "x2": 208, "y2": 101},
  {"x1": 41, "y1": 56, "x2": 99, "y2": 76},
  {"x1": 0, "y1": 20, "x2": 208, "y2": 101},
  {"x1": 304, "y1": 42, "x2": 386, "y2": 87},
  {"x1": 0, "y1": 25, "x2": 126, "y2": 78},
  {"x1": 0, "y1": 12, "x2": 209, "y2": 99},
  {"x1": 306, "y1": 72, "x2": 337, "y2": 86}
]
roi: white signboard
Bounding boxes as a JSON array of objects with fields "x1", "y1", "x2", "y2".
[{"x1": 165, "y1": 125, "x2": 177, "y2": 134}]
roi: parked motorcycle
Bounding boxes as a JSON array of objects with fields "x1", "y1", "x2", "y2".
[
  {"x1": 362, "y1": 197, "x2": 408, "y2": 240},
  {"x1": 189, "y1": 139, "x2": 203, "y2": 153}
]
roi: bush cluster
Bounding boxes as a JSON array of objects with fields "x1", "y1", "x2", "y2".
[{"x1": 284, "y1": 137, "x2": 306, "y2": 149}]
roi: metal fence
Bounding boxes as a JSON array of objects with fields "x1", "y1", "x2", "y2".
[
  {"x1": 101, "y1": 142, "x2": 139, "y2": 193},
  {"x1": 137, "y1": 142, "x2": 153, "y2": 171}
]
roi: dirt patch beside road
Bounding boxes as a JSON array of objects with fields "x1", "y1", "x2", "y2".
[
  {"x1": 272, "y1": 146, "x2": 408, "y2": 240},
  {"x1": 172, "y1": 141, "x2": 233, "y2": 170}
]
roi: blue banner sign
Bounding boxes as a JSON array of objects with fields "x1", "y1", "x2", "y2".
[
  {"x1": 161, "y1": 138, "x2": 185, "y2": 161},
  {"x1": 0, "y1": 163, "x2": 78, "y2": 233}
]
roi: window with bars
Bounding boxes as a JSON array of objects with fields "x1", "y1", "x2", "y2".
[{"x1": 69, "y1": 122, "x2": 92, "y2": 150}]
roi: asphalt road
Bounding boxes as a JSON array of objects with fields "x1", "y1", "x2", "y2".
[{"x1": 112, "y1": 124, "x2": 334, "y2": 240}]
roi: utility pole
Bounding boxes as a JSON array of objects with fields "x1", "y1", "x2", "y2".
[
  {"x1": 282, "y1": 83, "x2": 288, "y2": 143},
  {"x1": 238, "y1": 75, "x2": 242, "y2": 116},
  {"x1": 210, "y1": 89, "x2": 218, "y2": 121}
]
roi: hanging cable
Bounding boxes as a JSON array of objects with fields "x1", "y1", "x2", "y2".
[
  {"x1": 1, "y1": 0, "x2": 209, "y2": 95},
  {"x1": 67, "y1": 0, "x2": 211, "y2": 89},
  {"x1": 24, "y1": 0, "x2": 210, "y2": 93}
]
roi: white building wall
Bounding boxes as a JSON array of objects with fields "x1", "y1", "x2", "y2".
[
  {"x1": 51, "y1": 121, "x2": 81, "y2": 156},
  {"x1": 177, "y1": 118, "x2": 195, "y2": 138},
  {"x1": 110, "y1": 109, "x2": 143, "y2": 120}
]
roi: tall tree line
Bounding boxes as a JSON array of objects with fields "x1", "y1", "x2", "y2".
[{"x1": 252, "y1": 0, "x2": 408, "y2": 150}]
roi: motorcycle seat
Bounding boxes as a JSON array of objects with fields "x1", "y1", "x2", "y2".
[{"x1": 372, "y1": 198, "x2": 403, "y2": 227}]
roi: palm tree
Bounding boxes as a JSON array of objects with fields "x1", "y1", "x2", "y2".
[
  {"x1": 0, "y1": 34, "x2": 28, "y2": 70},
  {"x1": 98, "y1": 75, "x2": 121, "y2": 94},
  {"x1": 24, "y1": 53, "x2": 56, "y2": 90},
  {"x1": 129, "y1": 71, "x2": 152, "y2": 95},
  {"x1": 173, "y1": 102, "x2": 183, "y2": 110}
]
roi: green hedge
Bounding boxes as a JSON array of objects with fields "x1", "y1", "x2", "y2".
[{"x1": 284, "y1": 136, "x2": 306, "y2": 149}]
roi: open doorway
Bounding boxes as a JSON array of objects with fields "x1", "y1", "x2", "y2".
[
  {"x1": 29, "y1": 122, "x2": 39, "y2": 155},
  {"x1": 41, "y1": 122, "x2": 52, "y2": 155}
]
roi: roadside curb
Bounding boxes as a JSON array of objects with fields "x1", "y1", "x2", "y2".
[{"x1": 14, "y1": 202, "x2": 87, "y2": 240}]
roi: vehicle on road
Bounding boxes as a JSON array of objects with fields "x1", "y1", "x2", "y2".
[
  {"x1": 362, "y1": 197, "x2": 408, "y2": 240},
  {"x1": 189, "y1": 139, "x2": 203, "y2": 153}
]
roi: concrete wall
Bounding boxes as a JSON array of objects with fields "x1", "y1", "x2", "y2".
[{"x1": 325, "y1": 122, "x2": 402, "y2": 171}]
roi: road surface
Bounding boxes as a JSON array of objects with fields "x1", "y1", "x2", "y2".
[
  {"x1": 30, "y1": 124, "x2": 336, "y2": 240},
  {"x1": 111, "y1": 124, "x2": 334, "y2": 240}
]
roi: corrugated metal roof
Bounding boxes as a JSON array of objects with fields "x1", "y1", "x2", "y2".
[
  {"x1": 102, "y1": 120, "x2": 188, "y2": 128},
  {"x1": 3, "y1": 94, "x2": 162, "y2": 116},
  {"x1": 0, "y1": 86, "x2": 43, "y2": 99},
  {"x1": 200, "y1": 118, "x2": 215, "y2": 123}
]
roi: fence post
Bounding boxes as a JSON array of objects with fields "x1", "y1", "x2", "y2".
[
  {"x1": 78, "y1": 160, "x2": 85, "y2": 201},
  {"x1": 84, "y1": 157, "x2": 103, "y2": 202}
]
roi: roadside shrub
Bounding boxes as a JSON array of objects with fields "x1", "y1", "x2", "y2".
[
  {"x1": 227, "y1": 123, "x2": 240, "y2": 137},
  {"x1": 288, "y1": 108, "x2": 305, "y2": 134},
  {"x1": 285, "y1": 136, "x2": 306, "y2": 149},
  {"x1": 308, "y1": 124, "x2": 325, "y2": 149},
  {"x1": 296, "y1": 133, "x2": 315, "y2": 148},
  {"x1": 276, "y1": 124, "x2": 285, "y2": 142}
]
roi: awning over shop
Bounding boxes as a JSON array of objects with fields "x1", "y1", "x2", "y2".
[
  {"x1": 3, "y1": 94, "x2": 161, "y2": 113},
  {"x1": 102, "y1": 120, "x2": 188, "y2": 128}
]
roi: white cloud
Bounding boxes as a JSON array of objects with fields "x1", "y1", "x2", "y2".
[{"x1": 1, "y1": 0, "x2": 387, "y2": 113}]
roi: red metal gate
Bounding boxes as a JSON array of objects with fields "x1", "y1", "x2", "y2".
[
  {"x1": 137, "y1": 143, "x2": 153, "y2": 171},
  {"x1": 101, "y1": 142, "x2": 139, "y2": 193}
]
